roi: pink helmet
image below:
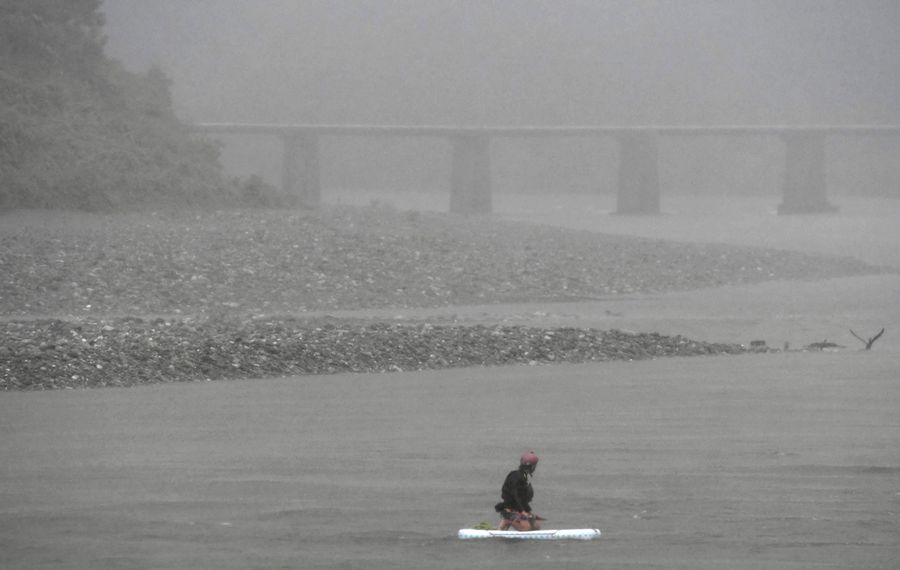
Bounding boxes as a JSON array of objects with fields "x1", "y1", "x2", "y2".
[{"x1": 520, "y1": 451, "x2": 539, "y2": 467}]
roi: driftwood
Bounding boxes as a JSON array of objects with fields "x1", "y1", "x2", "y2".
[
  {"x1": 805, "y1": 339, "x2": 844, "y2": 351},
  {"x1": 849, "y1": 328, "x2": 885, "y2": 350}
]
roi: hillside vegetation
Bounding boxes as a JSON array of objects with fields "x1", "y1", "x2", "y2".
[{"x1": 0, "y1": 0, "x2": 279, "y2": 211}]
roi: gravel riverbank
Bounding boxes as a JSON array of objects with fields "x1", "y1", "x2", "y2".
[
  {"x1": 2, "y1": 317, "x2": 748, "y2": 390},
  {"x1": 1, "y1": 205, "x2": 885, "y2": 390}
]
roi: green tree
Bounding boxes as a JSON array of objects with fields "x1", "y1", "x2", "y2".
[
  {"x1": 0, "y1": 0, "x2": 280, "y2": 210},
  {"x1": 0, "y1": 0, "x2": 105, "y2": 80}
]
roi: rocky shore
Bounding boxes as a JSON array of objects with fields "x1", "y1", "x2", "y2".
[
  {"x1": 2, "y1": 317, "x2": 749, "y2": 390},
  {"x1": 1, "y1": 206, "x2": 884, "y2": 390}
]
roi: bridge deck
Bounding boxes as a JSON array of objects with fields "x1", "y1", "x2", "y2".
[{"x1": 194, "y1": 123, "x2": 900, "y2": 137}]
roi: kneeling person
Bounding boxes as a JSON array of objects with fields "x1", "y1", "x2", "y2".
[{"x1": 494, "y1": 451, "x2": 542, "y2": 531}]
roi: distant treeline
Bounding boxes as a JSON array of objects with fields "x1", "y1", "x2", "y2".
[{"x1": 0, "y1": 0, "x2": 285, "y2": 211}]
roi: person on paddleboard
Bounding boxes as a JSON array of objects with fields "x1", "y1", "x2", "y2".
[{"x1": 495, "y1": 451, "x2": 543, "y2": 531}]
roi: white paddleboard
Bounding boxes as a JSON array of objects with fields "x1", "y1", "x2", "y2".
[{"x1": 458, "y1": 528, "x2": 600, "y2": 541}]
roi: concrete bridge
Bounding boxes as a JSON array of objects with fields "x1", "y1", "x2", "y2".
[{"x1": 193, "y1": 123, "x2": 900, "y2": 215}]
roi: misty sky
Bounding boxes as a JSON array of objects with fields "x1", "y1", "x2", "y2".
[{"x1": 101, "y1": 1, "x2": 900, "y2": 126}]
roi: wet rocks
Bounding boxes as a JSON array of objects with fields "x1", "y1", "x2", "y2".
[
  {"x1": 0, "y1": 206, "x2": 883, "y2": 319},
  {"x1": 0, "y1": 205, "x2": 884, "y2": 390},
  {"x1": 0, "y1": 317, "x2": 747, "y2": 390}
]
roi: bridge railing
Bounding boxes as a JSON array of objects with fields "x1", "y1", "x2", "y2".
[{"x1": 192, "y1": 123, "x2": 900, "y2": 215}]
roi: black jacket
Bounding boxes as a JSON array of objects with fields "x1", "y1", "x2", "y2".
[{"x1": 497, "y1": 468, "x2": 533, "y2": 512}]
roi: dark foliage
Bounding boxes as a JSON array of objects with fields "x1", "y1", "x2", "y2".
[{"x1": 0, "y1": 0, "x2": 282, "y2": 211}]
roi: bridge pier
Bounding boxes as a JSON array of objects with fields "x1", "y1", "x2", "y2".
[
  {"x1": 449, "y1": 134, "x2": 492, "y2": 215},
  {"x1": 192, "y1": 122, "x2": 899, "y2": 216},
  {"x1": 778, "y1": 131, "x2": 837, "y2": 214},
  {"x1": 281, "y1": 132, "x2": 320, "y2": 208},
  {"x1": 616, "y1": 131, "x2": 660, "y2": 214}
]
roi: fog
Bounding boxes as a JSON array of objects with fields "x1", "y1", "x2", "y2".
[
  {"x1": 100, "y1": 0, "x2": 900, "y2": 196},
  {"x1": 102, "y1": 0, "x2": 900, "y2": 124}
]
